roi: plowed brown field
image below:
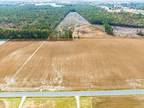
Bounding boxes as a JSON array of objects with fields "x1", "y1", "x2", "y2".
[{"x1": 0, "y1": 38, "x2": 144, "y2": 91}]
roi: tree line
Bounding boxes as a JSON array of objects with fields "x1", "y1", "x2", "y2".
[
  {"x1": 0, "y1": 29, "x2": 50, "y2": 39},
  {"x1": 0, "y1": 4, "x2": 144, "y2": 39}
]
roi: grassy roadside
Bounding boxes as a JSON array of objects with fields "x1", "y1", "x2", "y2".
[
  {"x1": 22, "y1": 97, "x2": 76, "y2": 108},
  {"x1": 81, "y1": 95, "x2": 144, "y2": 108},
  {"x1": 0, "y1": 98, "x2": 21, "y2": 108},
  {"x1": 0, "y1": 95, "x2": 144, "y2": 108}
]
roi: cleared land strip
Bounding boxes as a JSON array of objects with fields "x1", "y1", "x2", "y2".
[
  {"x1": 1, "y1": 90, "x2": 144, "y2": 97},
  {"x1": 13, "y1": 41, "x2": 45, "y2": 78},
  {"x1": 75, "y1": 96, "x2": 80, "y2": 108},
  {"x1": 0, "y1": 41, "x2": 42, "y2": 84}
]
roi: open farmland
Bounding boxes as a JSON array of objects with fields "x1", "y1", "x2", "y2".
[
  {"x1": 81, "y1": 96, "x2": 144, "y2": 108},
  {"x1": 0, "y1": 38, "x2": 144, "y2": 91}
]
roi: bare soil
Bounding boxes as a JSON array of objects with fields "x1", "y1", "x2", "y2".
[
  {"x1": 56, "y1": 12, "x2": 90, "y2": 31},
  {"x1": 0, "y1": 37, "x2": 144, "y2": 91},
  {"x1": 113, "y1": 26, "x2": 144, "y2": 37},
  {"x1": 73, "y1": 25, "x2": 111, "y2": 38}
]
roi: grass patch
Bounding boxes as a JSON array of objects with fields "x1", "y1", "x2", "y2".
[
  {"x1": 81, "y1": 97, "x2": 93, "y2": 108},
  {"x1": 23, "y1": 97, "x2": 76, "y2": 108},
  {"x1": 0, "y1": 98, "x2": 21, "y2": 108},
  {"x1": 81, "y1": 96, "x2": 144, "y2": 108}
]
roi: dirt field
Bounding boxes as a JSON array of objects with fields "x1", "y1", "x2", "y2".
[
  {"x1": 73, "y1": 25, "x2": 111, "y2": 39},
  {"x1": 81, "y1": 96, "x2": 144, "y2": 108},
  {"x1": 113, "y1": 26, "x2": 144, "y2": 37},
  {"x1": 0, "y1": 38, "x2": 144, "y2": 91},
  {"x1": 22, "y1": 97, "x2": 76, "y2": 108}
]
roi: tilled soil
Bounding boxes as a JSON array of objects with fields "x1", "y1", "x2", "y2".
[{"x1": 0, "y1": 38, "x2": 144, "y2": 91}]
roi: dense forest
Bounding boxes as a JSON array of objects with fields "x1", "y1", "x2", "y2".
[
  {"x1": 0, "y1": 4, "x2": 144, "y2": 39},
  {"x1": 0, "y1": 5, "x2": 70, "y2": 39},
  {"x1": 74, "y1": 5, "x2": 144, "y2": 27}
]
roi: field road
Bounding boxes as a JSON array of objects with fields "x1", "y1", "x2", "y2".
[{"x1": 1, "y1": 90, "x2": 144, "y2": 98}]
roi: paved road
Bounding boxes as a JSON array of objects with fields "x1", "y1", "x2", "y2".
[{"x1": 1, "y1": 90, "x2": 144, "y2": 97}]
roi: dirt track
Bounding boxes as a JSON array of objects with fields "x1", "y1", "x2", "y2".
[{"x1": 0, "y1": 38, "x2": 144, "y2": 91}]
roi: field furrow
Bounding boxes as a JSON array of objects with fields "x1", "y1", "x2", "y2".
[
  {"x1": 0, "y1": 39, "x2": 144, "y2": 91},
  {"x1": 0, "y1": 41, "x2": 42, "y2": 84}
]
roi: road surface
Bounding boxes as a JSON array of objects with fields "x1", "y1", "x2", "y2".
[{"x1": 1, "y1": 90, "x2": 144, "y2": 97}]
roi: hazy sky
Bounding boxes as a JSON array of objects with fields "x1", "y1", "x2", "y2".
[{"x1": 0, "y1": 0, "x2": 144, "y2": 3}]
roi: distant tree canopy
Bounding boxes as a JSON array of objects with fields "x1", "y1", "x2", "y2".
[
  {"x1": 70, "y1": 9, "x2": 76, "y2": 12},
  {"x1": 103, "y1": 22, "x2": 114, "y2": 35},
  {"x1": 63, "y1": 29, "x2": 73, "y2": 39},
  {"x1": 0, "y1": 4, "x2": 144, "y2": 39},
  {"x1": 0, "y1": 29, "x2": 50, "y2": 39},
  {"x1": 54, "y1": 29, "x2": 73, "y2": 39}
]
